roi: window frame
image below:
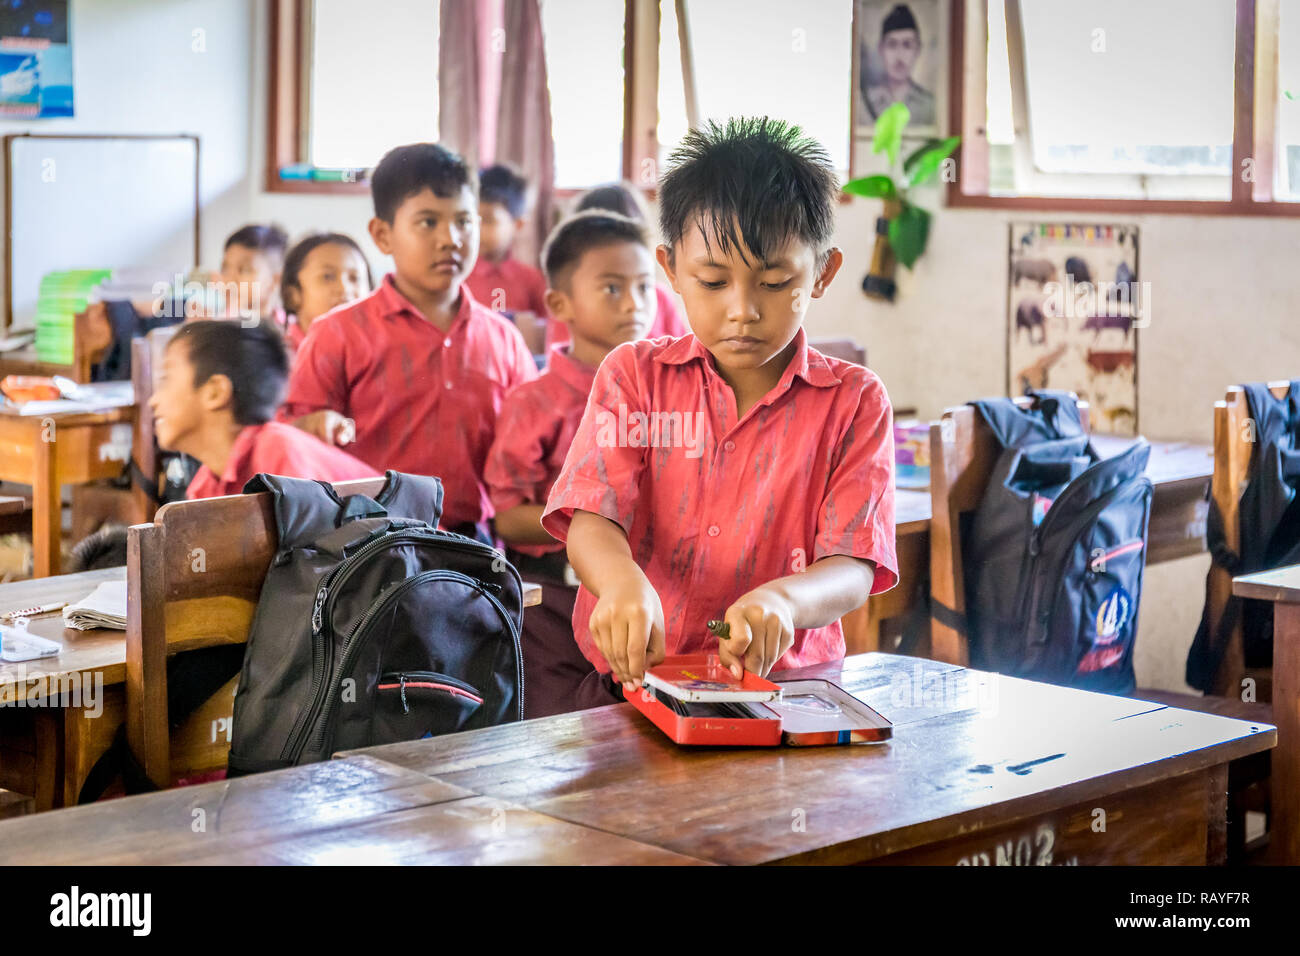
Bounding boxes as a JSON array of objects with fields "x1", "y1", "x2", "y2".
[
  {"x1": 268, "y1": 0, "x2": 645, "y2": 198},
  {"x1": 948, "y1": 0, "x2": 1299, "y2": 216}
]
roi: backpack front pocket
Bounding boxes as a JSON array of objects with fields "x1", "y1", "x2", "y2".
[
  {"x1": 1075, "y1": 538, "x2": 1145, "y2": 682},
  {"x1": 372, "y1": 670, "x2": 483, "y2": 743}
]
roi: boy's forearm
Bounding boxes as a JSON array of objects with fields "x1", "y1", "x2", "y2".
[
  {"x1": 566, "y1": 510, "x2": 642, "y2": 596},
  {"x1": 758, "y1": 556, "x2": 876, "y2": 629},
  {"x1": 493, "y1": 504, "x2": 554, "y2": 546}
]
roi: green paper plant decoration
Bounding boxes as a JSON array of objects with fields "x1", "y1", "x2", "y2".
[{"x1": 843, "y1": 102, "x2": 959, "y2": 269}]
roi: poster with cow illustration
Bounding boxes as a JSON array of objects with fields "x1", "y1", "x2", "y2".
[{"x1": 1007, "y1": 223, "x2": 1143, "y2": 436}]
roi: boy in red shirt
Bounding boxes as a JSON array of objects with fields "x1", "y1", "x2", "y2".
[
  {"x1": 149, "y1": 320, "x2": 378, "y2": 499},
  {"x1": 544, "y1": 181, "x2": 688, "y2": 350},
  {"x1": 542, "y1": 117, "x2": 898, "y2": 702},
  {"x1": 465, "y1": 164, "x2": 549, "y2": 326},
  {"x1": 485, "y1": 210, "x2": 656, "y2": 717},
  {"x1": 282, "y1": 144, "x2": 537, "y2": 541}
]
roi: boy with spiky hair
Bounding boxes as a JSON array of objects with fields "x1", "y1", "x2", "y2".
[{"x1": 542, "y1": 117, "x2": 898, "y2": 702}]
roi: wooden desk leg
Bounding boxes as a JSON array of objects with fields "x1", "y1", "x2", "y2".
[
  {"x1": 1271, "y1": 603, "x2": 1300, "y2": 864},
  {"x1": 32, "y1": 710, "x2": 63, "y2": 812},
  {"x1": 31, "y1": 425, "x2": 60, "y2": 578},
  {"x1": 1206, "y1": 762, "x2": 1228, "y2": 866}
]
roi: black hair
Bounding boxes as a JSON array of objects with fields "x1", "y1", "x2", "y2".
[
  {"x1": 479, "y1": 163, "x2": 531, "y2": 219},
  {"x1": 224, "y1": 224, "x2": 289, "y2": 260},
  {"x1": 371, "y1": 143, "x2": 478, "y2": 222},
  {"x1": 171, "y1": 320, "x2": 289, "y2": 426},
  {"x1": 541, "y1": 210, "x2": 650, "y2": 290},
  {"x1": 658, "y1": 117, "x2": 838, "y2": 268},
  {"x1": 881, "y1": 4, "x2": 920, "y2": 41},
  {"x1": 575, "y1": 181, "x2": 650, "y2": 224},
  {"x1": 280, "y1": 232, "x2": 374, "y2": 314}
]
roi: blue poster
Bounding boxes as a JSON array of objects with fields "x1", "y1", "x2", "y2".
[{"x1": 0, "y1": 1, "x2": 72, "y2": 118}]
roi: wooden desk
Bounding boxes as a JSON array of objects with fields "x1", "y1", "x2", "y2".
[
  {"x1": 0, "y1": 569, "x2": 543, "y2": 811},
  {"x1": 0, "y1": 405, "x2": 135, "y2": 578},
  {"x1": 847, "y1": 438, "x2": 1214, "y2": 653},
  {"x1": 347, "y1": 653, "x2": 1273, "y2": 865},
  {"x1": 0, "y1": 752, "x2": 708, "y2": 864},
  {"x1": 1232, "y1": 564, "x2": 1300, "y2": 864}
]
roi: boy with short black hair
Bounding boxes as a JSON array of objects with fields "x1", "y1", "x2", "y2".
[
  {"x1": 542, "y1": 117, "x2": 898, "y2": 702},
  {"x1": 151, "y1": 320, "x2": 376, "y2": 499},
  {"x1": 282, "y1": 143, "x2": 537, "y2": 541},
  {"x1": 220, "y1": 223, "x2": 289, "y2": 321},
  {"x1": 465, "y1": 163, "x2": 548, "y2": 322},
  {"x1": 485, "y1": 210, "x2": 655, "y2": 717}
]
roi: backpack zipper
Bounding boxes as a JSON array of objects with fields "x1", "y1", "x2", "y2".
[
  {"x1": 281, "y1": 529, "x2": 520, "y2": 762},
  {"x1": 296, "y1": 569, "x2": 521, "y2": 760}
]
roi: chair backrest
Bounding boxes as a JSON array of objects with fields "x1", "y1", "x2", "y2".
[
  {"x1": 130, "y1": 326, "x2": 178, "y2": 522},
  {"x1": 125, "y1": 475, "x2": 388, "y2": 787},
  {"x1": 809, "y1": 337, "x2": 867, "y2": 367},
  {"x1": 1202, "y1": 382, "x2": 1290, "y2": 697},
  {"x1": 927, "y1": 395, "x2": 1089, "y2": 665}
]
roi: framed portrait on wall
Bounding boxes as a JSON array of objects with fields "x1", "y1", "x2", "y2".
[
  {"x1": 852, "y1": 0, "x2": 944, "y2": 139},
  {"x1": 1007, "y1": 223, "x2": 1144, "y2": 436}
]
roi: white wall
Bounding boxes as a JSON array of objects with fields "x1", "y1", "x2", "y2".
[{"x1": 0, "y1": 0, "x2": 254, "y2": 269}]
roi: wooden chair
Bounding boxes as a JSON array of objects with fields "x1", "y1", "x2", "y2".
[
  {"x1": 809, "y1": 337, "x2": 866, "y2": 366},
  {"x1": 129, "y1": 326, "x2": 178, "y2": 523},
  {"x1": 928, "y1": 393, "x2": 1273, "y2": 862},
  {"x1": 126, "y1": 476, "x2": 388, "y2": 788},
  {"x1": 1194, "y1": 384, "x2": 1289, "y2": 701}
]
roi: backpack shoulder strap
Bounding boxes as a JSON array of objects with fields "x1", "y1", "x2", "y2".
[
  {"x1": 969, "y1": 389, "x2": 1085, "y2": 450},
  {"x1": 372, "y1": 471, "x2": 444, "y2": 525},
  {"x1": 242, "y1": 474, "x2": 358, "y2": 551}
]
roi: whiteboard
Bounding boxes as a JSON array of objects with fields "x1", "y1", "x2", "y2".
[{"x1": 4, "y1": 134, "x2": 198, "y2": 330}]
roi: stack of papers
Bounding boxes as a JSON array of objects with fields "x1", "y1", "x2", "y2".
[
  {"x1": 13, "y1": 380, "x2": 134, "y2": 416},
  {"x1": 62, "y1": 580, "x2": 128, "y2": 631}
]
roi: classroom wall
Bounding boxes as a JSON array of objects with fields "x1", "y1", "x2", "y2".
[{"x1": 0, "y1": 0, "x2": 254, "y2": 272}]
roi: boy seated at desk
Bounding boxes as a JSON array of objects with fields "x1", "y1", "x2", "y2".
[
  {"x1": 541, "y1": 117, "x2": 898, "y2": 702},
  {"x1": 485, "y1": 210, "x2": 655, "y2": 717},
  {"x1": 150, "y1": 320, "x2": 377, "y2": 499}
]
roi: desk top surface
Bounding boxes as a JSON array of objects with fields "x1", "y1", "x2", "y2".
[
  {"x1": 1233, "y1": 564, "x2": 1300, "y2": 603},
  {"x1": 897, "y1": 437, "x2": 1211, "y2": 533},
  {"x1": 0, "y1": 752, "x2": 711, "y2": 865},
  {"x1": 346, "y1": 653, "x2": 1273, "y2": 865},
  {"x1": 0, "y1": 567, "x2": 540, "y2": 696}
]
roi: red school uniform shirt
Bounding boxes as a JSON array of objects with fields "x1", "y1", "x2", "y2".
[
  {"x1": 484, "y1": 344, "x2": 598, "y2": 557},
  {"x1": 279, "y1": 275, "x2": 538, "y2": 528},
  {"x1": 185, "y1": 421, "x2": 379, "y2": 499},
  {"x1": 541, "y1": 328, "x2": 898, "y2": 674},
  {"x1": 465, "y1": 255, "x2": 549, "y2": 318},
  {"x1": 544, "y1": 283, "x2": 687, "y2": 352}
]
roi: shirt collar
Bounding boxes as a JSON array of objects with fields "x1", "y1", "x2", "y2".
[
  {"x1": 545, "y1": 343, "x2": 598, "y2": 394},
  {"x1": 655, "y1": 328, "x2": 841, "y2": 389},
  {"x1": 375, "y1": 273, "x2": 477, "y2": 333},
  {"x1": 215, "y1": 423, "x2": 263, "y2": 483}
]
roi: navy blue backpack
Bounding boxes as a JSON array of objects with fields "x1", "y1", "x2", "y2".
[{"x1": 948, "y1": 391, "x2": 1153, "y2": 693}]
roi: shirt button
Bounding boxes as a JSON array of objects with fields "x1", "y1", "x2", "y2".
[
  {"x1": 707, "y1": 525, "x2": 720, "y2": 537},
  {"x1": 723, "y1": 440, "x2": 736, "y2": 452},
  {"x1": 444, "y1": 337, "x2": 453, "y2": 347},
  {"x1": 444, "y1": 380, "x2": 453, "y2": 389}
]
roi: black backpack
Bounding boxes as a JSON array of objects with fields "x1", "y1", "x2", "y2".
[
  {"x1": 948, "y1": 391, "x2": 1153, "y2": 693},
  {"x1": 226, "y1": 471, "x2": 525, "y2": 776},
  {"x1": 1186, "y1": 381, "x2": 1300, "y2": 693}
]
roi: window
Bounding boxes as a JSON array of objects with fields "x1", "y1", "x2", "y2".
[
  {"x1": 658, "y1": 0, "x2": 853, "y2": 173},
  {"x1": 307, "y1": 0, "x2": 440, "y2": 170},
  {"x1": 955, "y1": 0, "x2": 1300, "y2": 214},
  {"x1": 541, "y1": 0, "x2": 626, "y2": 189}
]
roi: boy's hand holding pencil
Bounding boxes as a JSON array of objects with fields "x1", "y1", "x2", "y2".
[{"x1": 712, "y1": 587, "x2": 796, "y2": 679}]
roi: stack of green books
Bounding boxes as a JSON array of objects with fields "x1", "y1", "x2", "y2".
[{"x1": 34, "y1": 269, "x2": 113, "y2": 364}]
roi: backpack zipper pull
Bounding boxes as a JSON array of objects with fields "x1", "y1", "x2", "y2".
[
  {"x1": 311, "y1": 587, "x2": 328, "y2": 635},
  {"x1": 399, "y1": 674, "x2": 410, "y2": 714}
]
